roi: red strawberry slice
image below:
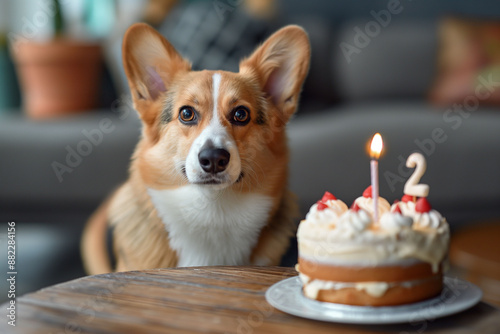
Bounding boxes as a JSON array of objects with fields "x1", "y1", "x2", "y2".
[
  {"x1": 363, "y1": 186, "x2": 372, "y2": 198},
  {"x1": 401, "y1": 194, "x2": 414, "y2": 203},
  {"x1": 351, "y1": 203, "x2": 361, "y2": 212},
  {"x1": 316, "y1": 201, "x2": 328, "y2": 211},
  {"x1": 392, "y1": 205, "x2": 402, "y2": 214},
  {"x1": 321, "y1": 191, "x2": 337, "y2": 202},
  {"x1": 415, "y1": 197, "x2": 432, "y2": 213}
]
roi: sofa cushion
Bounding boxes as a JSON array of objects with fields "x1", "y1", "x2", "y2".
[
  {"x1": 0, "y1": 111, "x2": 141, "y2": 215},
  {"x1": 334, "y1": 20, "x2": 438, "y2": 101}
]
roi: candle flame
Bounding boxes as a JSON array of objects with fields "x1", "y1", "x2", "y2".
[{"x1": 370, "y1": 133, "x2": 383, "y2": 159}]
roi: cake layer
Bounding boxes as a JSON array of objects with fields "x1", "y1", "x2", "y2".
[
  {"x1": 298, "y1": 258, "x2": 443, "y2": 283},
  {"x1": 306, "y1": 275, "x2": 443, "y2": 306}
]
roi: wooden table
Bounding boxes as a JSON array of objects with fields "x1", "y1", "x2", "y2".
[
  {"x1": 2, "y1": 266, "x2": 499, "y2": 334},
  {"x1": 450, "y1": 222, "x2": 500, "y2": 307}
]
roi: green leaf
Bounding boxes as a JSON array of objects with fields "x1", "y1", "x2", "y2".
[{"x1": 54, "y1": 0, "x2": 65, "y2": 36}]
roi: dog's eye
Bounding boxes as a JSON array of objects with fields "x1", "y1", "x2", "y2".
[
  {"x1": 179, "y1": 107, "x2": 197, "y2": 124},
  {"x1": 231, "y1": 106, "x2": 250, "y2": 125}
]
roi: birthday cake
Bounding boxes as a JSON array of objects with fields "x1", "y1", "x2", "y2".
[{"x1": 296, "y1": 153, "x2": 450, "y2": 306}]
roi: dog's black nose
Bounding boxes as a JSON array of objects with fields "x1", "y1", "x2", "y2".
[{"x1": 198, "y1": 148, "x2": 230, "y2": 174}]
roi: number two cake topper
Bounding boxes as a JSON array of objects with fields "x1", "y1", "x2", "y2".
[{"x1": 404, "y1": 153, "x2": 430, "y2": 198}]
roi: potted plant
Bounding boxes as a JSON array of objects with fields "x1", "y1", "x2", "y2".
[{"x1": 11, "y1": 0, "x2": 104, "y2": 119}]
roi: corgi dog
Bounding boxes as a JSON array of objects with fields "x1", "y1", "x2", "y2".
[{"x1": 81, "y1": 23, "x2": 310, "y2": 274}]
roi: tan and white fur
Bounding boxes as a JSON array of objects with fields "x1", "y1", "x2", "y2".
[{"x1": 81, "y1": 23, "x2": 310, "y2": 274}]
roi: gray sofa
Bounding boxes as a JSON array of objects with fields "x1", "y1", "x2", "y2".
[{"x1": 2, "y1": 1, "x2": 500, "y2": 299}]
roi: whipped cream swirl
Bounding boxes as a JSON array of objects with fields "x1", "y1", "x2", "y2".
[
  {"x1": 379, "y1": 212, "x2": 413, "y2": 231},
  {"x1": 337, "y1": 209, "x2": 372, "y2": 235},
  {"x1": 392, "y1": 201, "x2": 416, "y2": 218},
  {"x1": 305, "y1": 200, "x2": 348, "y2": 225},
  {"x1": 354, "y1": 196, "x2": 391, "y2": 221},
  {"x1": 324, "y1": 199, "x2": 349, "y2": 214},
  {"x1": 414, "y1": 210, "x2": 445, "y2": 229}
]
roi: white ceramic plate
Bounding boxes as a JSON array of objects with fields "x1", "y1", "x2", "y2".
[{"x1": 265, "y1": 276, "x2": 482, "y2": 324}]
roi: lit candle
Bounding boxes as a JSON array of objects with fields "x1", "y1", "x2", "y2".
[{"x1": 370, "y1": 133, "x2": 383, "y2": 222}]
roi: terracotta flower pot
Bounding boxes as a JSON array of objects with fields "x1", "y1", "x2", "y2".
[{"x1": 12, "y1": 39, "x2": 102, "y2": 119}]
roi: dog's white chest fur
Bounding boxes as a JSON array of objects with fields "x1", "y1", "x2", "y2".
[{"x1": 147, "y1": 186, "x2": 273, "y2": 266}]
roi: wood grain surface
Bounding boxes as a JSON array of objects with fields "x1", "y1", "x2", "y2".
[
  {"x1": 1, "y1": 266, "x2": 499, "y2": 334},
  {"x1": 450, "y1": 222, "x2": 500, "y2": 306},
  {"x1": 450, "y1": 222, "x2": 500, "y2": 280}
]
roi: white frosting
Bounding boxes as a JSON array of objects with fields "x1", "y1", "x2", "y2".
[
  {"x1": 354, "y1": 196, "x2": 391, "y2": 220},
  {"x1": 392, "y1": 201, "x2": 416, "y2": 218},
  {"x1": 336, "y1": 209, "x2": 372, "y2": 236},
  {"x1": 355, "y1": 282, "x2": 390, "y2": 298},
  {"x1": 298, "y1": 227, "x2": 448, "y2": 271},
  {"x1": 414, "y1": 210, "x2": 445, "y2": 229},
  {"x1": 297, "y1": 195, "x2": 450, "y2": 271},
  {"x1": 305, "y1": 199, "x2": 348, "y2": 225},
  {"x1": 379, "y1": 212, "x2": 413, "y2": 231},
  {"x1": 325, "y1": 199, "x2": 349, "y2": 214}
]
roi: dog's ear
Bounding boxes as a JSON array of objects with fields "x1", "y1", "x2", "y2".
[
  {"x1": 122, "y1": 23, "x2": 191, "y2": 133},
  {"x1": 239, "y1": 25, "x2": 310, "y2": 122}
]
